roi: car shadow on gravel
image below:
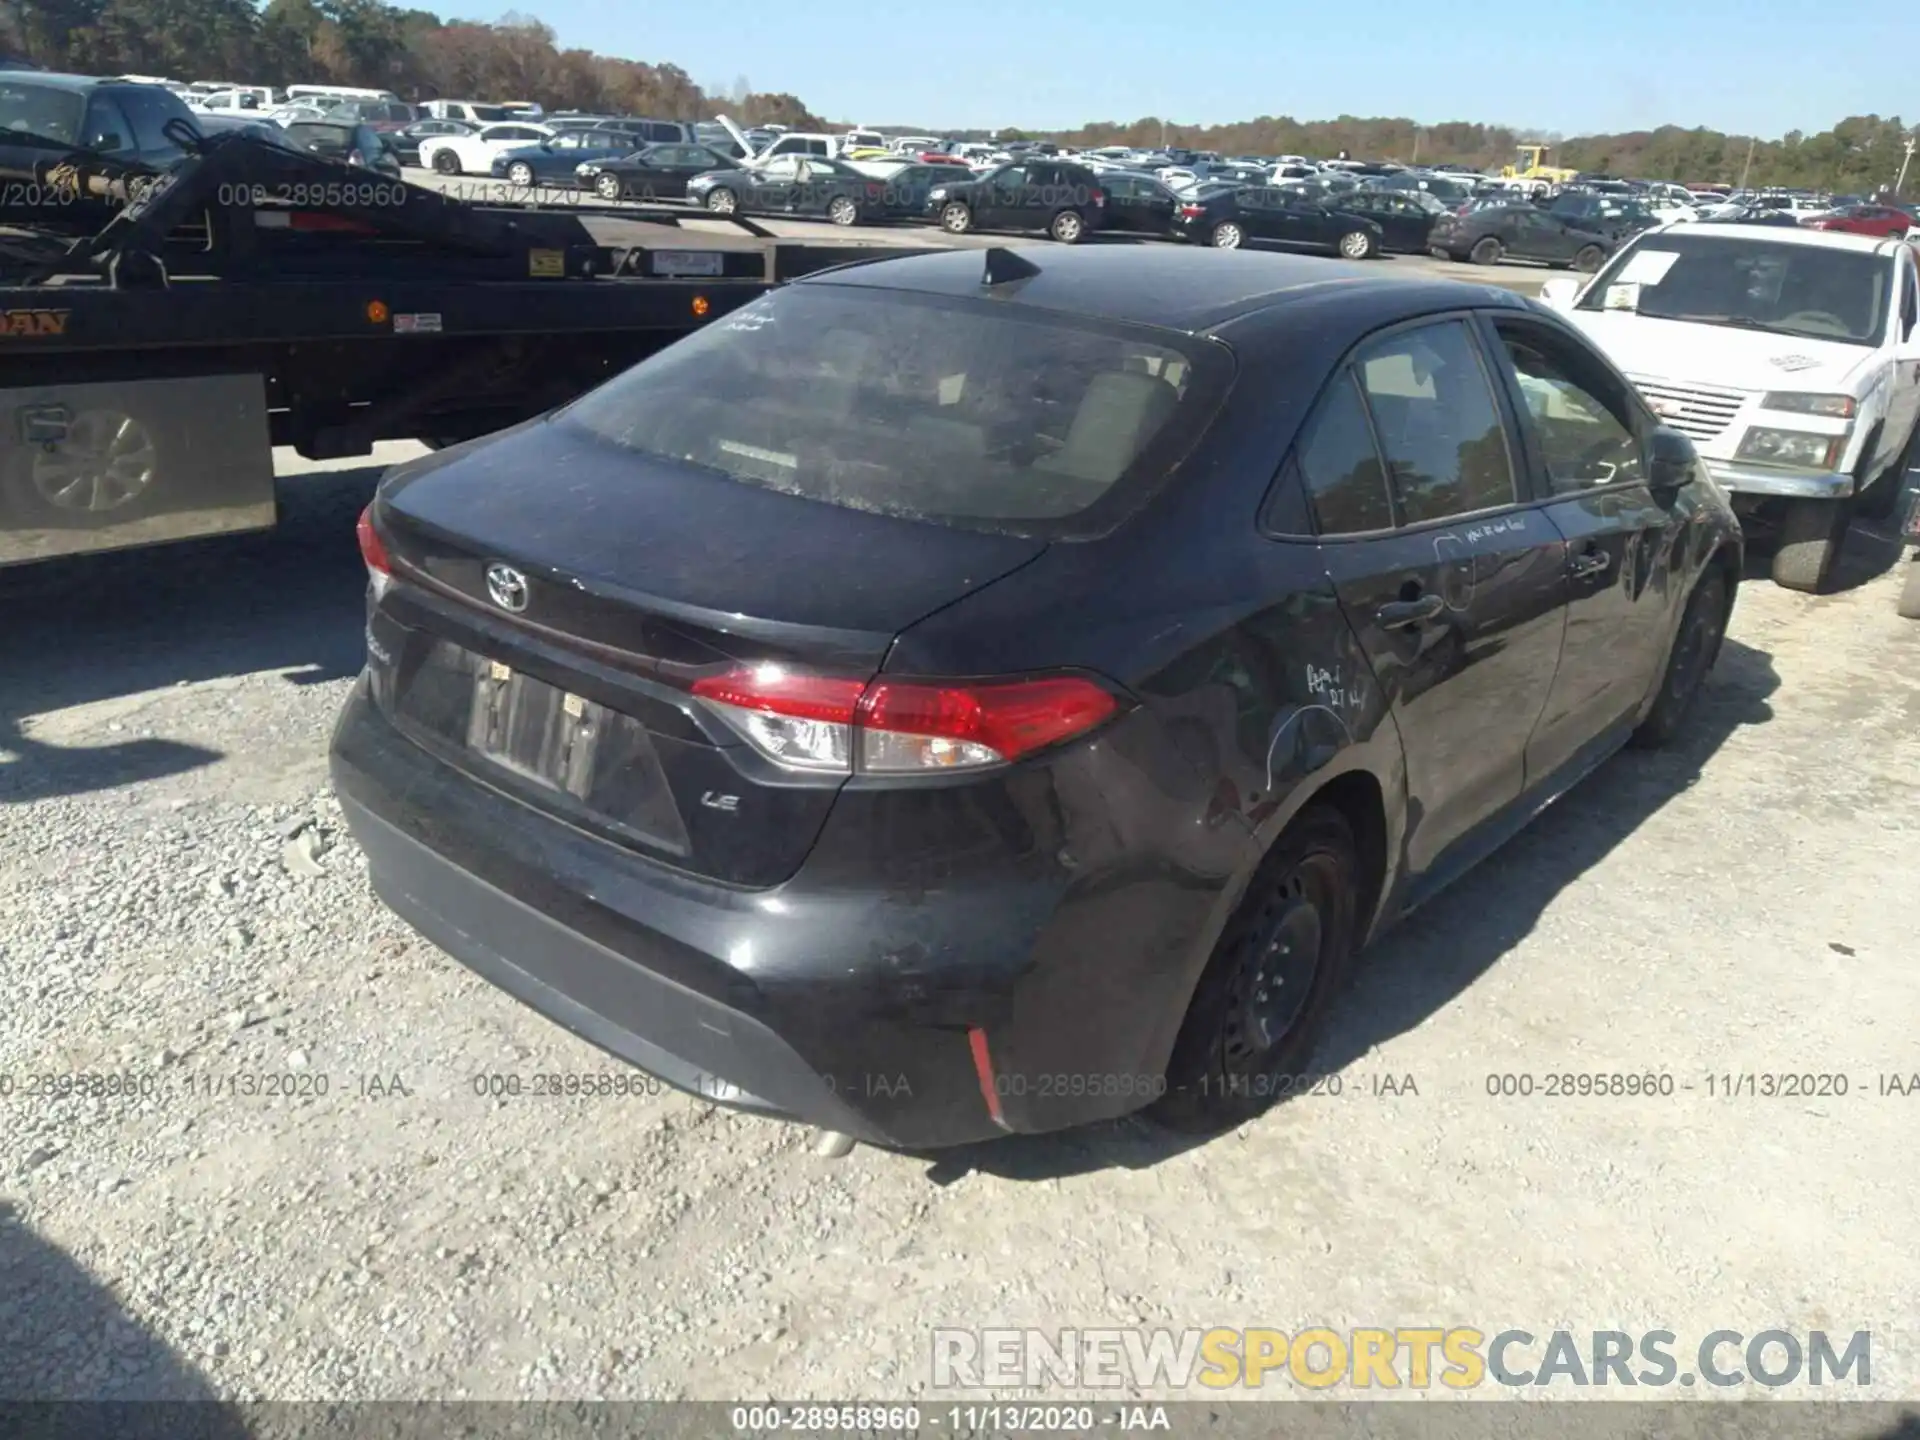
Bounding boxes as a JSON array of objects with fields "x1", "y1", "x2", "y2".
[
  {"x1": 0, "y1": 1199, "x2": 244, "y2": 1420},
  {"x1": 921, "y1": 635, "x2": 1780, "y2": 1184},
  {"x1": 0, "y1": 464, "x2": 385, "y2": 806}
]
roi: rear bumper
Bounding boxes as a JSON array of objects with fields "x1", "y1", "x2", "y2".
[
  {"x1": 330, "y1": 678, "x2": 1222, "y2": 1148},
  {"x1": 1706, "y1": 460, "x2": 1855, "y2": 501}
]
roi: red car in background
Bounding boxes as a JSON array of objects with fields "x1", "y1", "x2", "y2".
[{"x1": 1809, "y1": 203, "x2": 1914, "y2": 237}]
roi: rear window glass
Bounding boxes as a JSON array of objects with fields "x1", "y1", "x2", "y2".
[
  {"x1": 556, "y1": 285, "x2": 1230, "y2": 537},
  {"x1": 0, "y1": 82, "x2": 83, "y2": 145}
]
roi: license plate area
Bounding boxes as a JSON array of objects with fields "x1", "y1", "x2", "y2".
[
  {"x1": 469, "y1": 658, "x2": 598, "y2": 797},
  {"x1": 391, "y1": 639, "x2": 692, "y2": 856}
]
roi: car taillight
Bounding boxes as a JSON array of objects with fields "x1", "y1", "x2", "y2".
[
  {"x1": 1090, "y1": 187, "x2": 1105, "y2": 206},
  {"x1": 348, "y1": 150, "x2": 366, "y2": 166},
  {"x1": 868, "y1": 183, "x2": 882, "y2": 198},
  {"x1": 689, "y1": 665, "x2": 1119, "y2": 775},
  {"x1": 1178, "y1": 204, "x2": 1205, "y2": 218},
  {"x1": 357, "y1": 504, "x2": 393, "y2": 599}
]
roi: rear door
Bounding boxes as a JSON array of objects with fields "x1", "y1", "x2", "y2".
[
  {"x1": 1480, "y1": 312, "x2": 1679, "y2": 779},
  {"x1": 1511, "y1": 208, "x2": 1577, "y2": 262},
  {"x1": 1309, "y1": 316, "x2": 1571, "y2": 877}
]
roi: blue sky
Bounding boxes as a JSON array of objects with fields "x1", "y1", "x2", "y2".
[{"x1": 479, "y1": 1, "x2": 1914, "y2": 139}]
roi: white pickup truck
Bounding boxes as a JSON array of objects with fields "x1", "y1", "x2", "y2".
[{"x1": 1539, "y1": 223, "x2": 1920, "y2": 591}]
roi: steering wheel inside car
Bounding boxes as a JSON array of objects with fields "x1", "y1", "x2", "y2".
[{"x1": 1777, "y1": 309, "x2": 1852, "y2": 337}]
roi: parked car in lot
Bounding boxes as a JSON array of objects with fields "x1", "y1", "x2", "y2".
[
  {"x1": 320, "y1": 98, "x2": 417, "y2": 134},
  {"x1": 1810, "y1": 203, "x2": 1913, "y2": 239},
  {"x1": 385, "y1": 118, "x2": 474, "y2": 167},
  {"x1": 575, "y1": 142, "x2": 740, "y2": 201},
  {"x1": 418, "y1": 121, "x2": 556, "y2": 175},
  {"x1": 1315, "y1": 187, "x2": 1448, "y2": 253},
  {"x1": 926, "y1": 159, "x2": 1109, "y2": 243},
  {"x1": 843, "y1": 159, "x2": 971, "y2": 220},
  {"x1": 1540, "y1": 224, "x2": 1920, "y2": 590},
  {"x1": 490, "y1": 129, "x2": 633, "y2": 188},
  {"x1": 281, "y1": 120, "x2": 401, "y2": 177},
  {"x1": 687, "y1": 154, "x2": 885, "y2": 225},
  {"x1": 1091, "y1": 170, "x2": 1184, "y2": 236},
  {"x1": 1428, "y1": 201, "x2": 1622, "y2": 271},
  {"x1": 1172, "y1": 184, "x2": 1383, "y2": 257},
  {"x1": 335, "y1": 245, "x2": 1741, "y2": 1151}
]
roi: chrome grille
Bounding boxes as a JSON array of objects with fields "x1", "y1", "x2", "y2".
[{"x1": 1628, "y1": 375, "x2": 1750, "y2": 442}]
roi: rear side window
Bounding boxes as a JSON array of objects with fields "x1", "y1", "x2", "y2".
[
  {"x1": 1294, "y1": 371, "x2": 1394, "y2": 535},
  {"x1": 556, "y1": 285, "x2": 1230, "y2": 538},
  {"x1": 1, "y1": 82, "x2": 87, "y2": 144},
  {"x1": 1354, "y1": 320, "x2": 1517, "y2": 524}
]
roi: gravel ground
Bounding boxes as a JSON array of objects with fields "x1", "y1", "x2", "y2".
[{"x1": 1, "y1": 454, "x2": 1917, "y2": 1406}]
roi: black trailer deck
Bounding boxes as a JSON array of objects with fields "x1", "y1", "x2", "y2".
[{"x1": 0, "y1": 128, "x2": 930, "y2": 565}]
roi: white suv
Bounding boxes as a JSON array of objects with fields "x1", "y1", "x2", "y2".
[{"x1": 1542, "y1": 223, "x2": 1920, "y2": 591}]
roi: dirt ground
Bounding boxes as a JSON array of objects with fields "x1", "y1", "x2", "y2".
[{"x1": 1, "y1": 455, "x2": 1916, "y2": 1404}]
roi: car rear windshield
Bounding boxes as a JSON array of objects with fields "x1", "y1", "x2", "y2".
[
  {"x1": 555, "y1": 285, "x2": 1232, "y2": 538},
  {"x1": 285, "y1": 123, "x2": 354, "y2": 155},
  {"x1": 1582, "y1": 233, "x2": 1894, "y2": 346},
  {"x1": 0, "y1": 81, "x2": 83, "y2": 146}
]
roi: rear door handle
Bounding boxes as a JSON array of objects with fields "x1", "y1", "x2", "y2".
[
  {"x1": 1571, "y1": 549, "x2": 1611, "y2": 578},
  {"x1": 1376, "y1": 593, "x2": 1445, "y2": 630}
]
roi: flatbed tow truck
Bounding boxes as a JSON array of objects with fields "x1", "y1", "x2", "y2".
[{"x1": 0, "y1": 121, "x2": 917, "y2": 567}]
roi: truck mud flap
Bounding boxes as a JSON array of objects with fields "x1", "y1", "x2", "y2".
[{"x1": 0, "y1": 374, "x2": 275, "y2": 567}]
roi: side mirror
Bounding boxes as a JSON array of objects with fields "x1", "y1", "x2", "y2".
[
  {"x1": 1647, "y1": 425, "x2": 1696, "y2": 495},
  {"x1": 1537, "y1": 277, "x2": 1580, "y2": 310}
]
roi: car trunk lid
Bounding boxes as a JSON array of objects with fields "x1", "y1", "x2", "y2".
[{"x1": 365, "y1": 418, "x2": 1046, "y2": 887}]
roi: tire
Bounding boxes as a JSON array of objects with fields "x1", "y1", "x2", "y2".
[
  {"x1": 705, "y1": 187, "x2": 737, "y2": 214},
  {"x1": 1630, "y1": 566, "x2": 1729, "y2": 748},
  {"x1": 506, "y1": 161, "x2": 534, "y2": 189},
  {"x1": 826, "y1": 195, "x2": 859, "y2": 226},
  {"x1": 1149, "y1": 806, "x2": 1361, "y2": 1134},
  {"x1": 594, "y1": 172, "x2": 623, "y2": 201},
  {"x1": 1573, "y1": 244, "x2": 1607, "y2": 273},
  {"x1": 1336, "y1": 228, "x2": 1376, "y2": 260},
  {"x1": 3, "y1": 407, "x2": 166, "y2": 525},
  {"x1": 939, "y1": 201, "x2": 972, "y2": 234},
  {"x1": 431, "y1": 149, "x2": 460, "y2": 175},
  {"x1": 1049, "y1": 209, "x2": 1086, "y2": 243},
  {"x1": 1899, "y1": 560, "x2": 1920, "y2": 620},
  {"x1": 1211, "y1": 220, "x2": 1245, "y2": 249},
  {"x1": 1771, "y1": 496, "x2": 1852, "y2": 592},
  {"x1": 1468, "y1": 235, "x2": 1503, "y2": 265}
]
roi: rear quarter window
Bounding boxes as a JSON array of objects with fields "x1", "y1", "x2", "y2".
[{"x1": 554, "y1": 285, "x2": 1234, "y2": 539}]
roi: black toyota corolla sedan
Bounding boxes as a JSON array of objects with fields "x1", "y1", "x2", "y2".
[{"x1": 333, "y1": 246, "x2": 1742, "y2": 1151}]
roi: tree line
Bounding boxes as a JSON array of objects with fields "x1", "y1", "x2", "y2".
[
  {"x1": 924, "y1": 113, "x2": 1920, "y2": 193},
  {"x1": 0, "y1": 0, "x2": 821, "y2": 127},
  {"x1": 4, "y1": 0, "x2": 1914, "y2": 192}
]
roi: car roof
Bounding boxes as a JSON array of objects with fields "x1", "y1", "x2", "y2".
[
  {"x1": 1644, "y1": 221, "x2": 1903, "y2": 254},
  {"x1": 799, "y1": 245, "x2": 1528, "y2": 334},
  {"x1": 2, "y1": 70, "x2": 139, "y2": 92}
]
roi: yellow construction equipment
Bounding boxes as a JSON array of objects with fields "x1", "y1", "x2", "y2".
[{"x1": 1502, "y1": 143, "x2": 1580, "y2": 184}]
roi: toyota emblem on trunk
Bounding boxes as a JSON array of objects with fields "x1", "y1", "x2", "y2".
[{"x1": 485, "y1": 563, "x2": 529, "y2": 613}]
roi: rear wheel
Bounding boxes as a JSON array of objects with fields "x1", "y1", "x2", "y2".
[
  {"x1": 1630, "y1": 567, "x2": 1729, "y2": 747},
  {"x1": 1211, "y1": 220, "x2": 1245, "y2": 249},
  {"x1": 1150, "y1": 807, "x2": 1360, "y2": 1134},
  {"x1": 3, "y1": 406, "x2": 166, "y2": 525},
  {"x1": 826, "y1": 195, "x2": 860, "y2": 226},
  {"x1": 1049, "y1": 209, "x2": 1086, "y2": 243},
  {"x1": 1573, "y1": 244, "x2": 1607, "y2": 273},
  {"x1": 1899, "y1": 560, "x2": 1920, "y2": 620},
  {"x1": 940, "y1": 201, "x2": 973, "y2": 234},
  {"x1": 705, "y1": 187, "x2": 738, "y2": 214},
  {"x1": 1468, "y1": 235, "x2": 1503, "y2": 265},
  {"x1": 1771, "y1": 496, "x2": 1852, "y2": 592},
  {"x1": 431, "y1": 149, "x2": 460, "y2": 175}
]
